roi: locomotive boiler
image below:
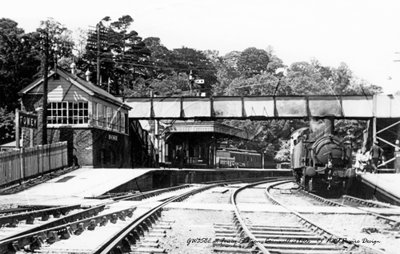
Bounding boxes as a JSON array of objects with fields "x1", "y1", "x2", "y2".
[{"x1": 290, "y1": 117, "x2": 355, "y2": 193}]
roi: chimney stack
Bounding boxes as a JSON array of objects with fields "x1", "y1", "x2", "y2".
[
  {"x1": 85, "y1": 70, "x2": 91, "y2": 82},
  {"x1": 70, "y1": 62, "x2": 76, "y2": 75}
]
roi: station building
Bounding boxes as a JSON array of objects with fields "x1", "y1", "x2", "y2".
[
  {"x1": 148, "y1": 120, "x2": 256, "y2": 168},
  {"x1": 19, "y1": 67, "x2": 132, "y2": 168}
]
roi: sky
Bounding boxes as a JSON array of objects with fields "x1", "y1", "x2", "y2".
[{"x1": 3, "y1": 0, "x2": 400, "y2": 94}]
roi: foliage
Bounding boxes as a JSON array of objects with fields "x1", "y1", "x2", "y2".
[
  {"x1": 83, "y1": 15, "x2": 150, "y2": 95},
  {"x1": 0, "y1": 18, "x2": 40, "y2": 109},
  {"x1": 36, "y1": 18, "x2": 75, "y2": 69},
  {"x1": 274, "y1": 139, "x2": 290, "y2": 162},
  {"x1": 237, "y1": 47, "x2": 270, "y2": 77},
  {"x1": 0, "y1": 107, "x2": 15, "y2": 144},
  {"x1": 169, "y1": 47, "x2": 218, "y2": 94}
]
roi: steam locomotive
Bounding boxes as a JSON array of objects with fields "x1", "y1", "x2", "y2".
[{"x1": 290, "y1": 117, "x2": 355, "y2": 193}]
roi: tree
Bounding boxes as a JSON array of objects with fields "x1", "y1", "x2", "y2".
[
  {"x1": 0, "y1": 18, "x2": 40, "y2": 109},
  {"x1": 83, "y1": 15, "x2": 150, "y2": 95},
  {"x1": 36, "y1": 18, "x2": 75, "y2": 70},
  {"x1": 170, "y1": 47, "x2": 218, "y2": 95},
  {"x1": 207, "y1": 50, "x2": 241, "y2": 96},
  {"x1": 0, "y1": 108, "x2": 14, "y2": 144},
  {"x1": 142, "y1": 37, "x2": 173, "y2": 80},
  {"x1": 237, "y1": 47, "x2": 270, "y2": 77}
]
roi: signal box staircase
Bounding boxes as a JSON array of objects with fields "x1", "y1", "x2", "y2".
[{"x1": 130, "y1": 120, "x2": 158, "y2": 168}]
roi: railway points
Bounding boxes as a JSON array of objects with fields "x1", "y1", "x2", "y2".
[{"x1": 266, "y1": 180, "x2": 399, "y2": 254}]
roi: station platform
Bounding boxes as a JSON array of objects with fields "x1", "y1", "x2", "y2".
[
  {"x1": 0, "y1": 167, "x2": 152, "y2": 207},
  {"x1": 0, "y1": 167, "x2": 291, "y2": 208},
  {"x1": 359, "y1": 173, "x2": 400, "y2": 206}
]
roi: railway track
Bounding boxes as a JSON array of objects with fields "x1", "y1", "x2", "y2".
[
  {"x1": 213, "y1": 179, "x2": 389, "y2": 254},
  {"x1": 266, "y1": 180, "x2": 392, "y2": 254},
  {"x1": 0, "y1": 184, "x2": 194, "y2": 244},
  {"x1": 296, "y1": 188, "x2": 400, "y2": 230},
  {"x1": 0, "y1": 183, "x2": 220, "y2": 254}
]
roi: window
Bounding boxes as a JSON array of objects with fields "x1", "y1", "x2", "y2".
[
  {"x1": 93, "y1": 102, "x2": 97, "y2": 126},
  {"x1": 103, "y1": 105, "x2": 107, "y2": 127},
  {"x1": 47, "y1": 102, "x2": 88, "y2": 124},
  {"x1": 120, "y1": 113, "x2": 125, "y2": 133},
  {"x1": 48, "y1": 102, "x2": 67, "y2": 124},
  {"x1": 116, "y1": 111, "x2": 121, "y2": 132},
  {"x1": 106, "y1": 107, "x2": 112, "y2": 129},
  {"x1": 111, "y1": 109, "x2": 117, "y2": 131},
  {"x1": 97, "y1": 104, "x2": 103, "y2": 127}
]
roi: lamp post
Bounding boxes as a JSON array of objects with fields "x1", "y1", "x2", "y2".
[{"x1": 262, "y1": 149, "x2": 267, "y2": 169}]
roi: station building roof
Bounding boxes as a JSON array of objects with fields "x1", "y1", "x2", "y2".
[
  {"x1": 167, "y1": 121, "x2": 254, "y2": 140},
  {"x1": 19, "y1": 67, "x2": 131, "y2": 110}
]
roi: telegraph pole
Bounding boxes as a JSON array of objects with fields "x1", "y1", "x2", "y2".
[
  {"x1": 42, "y1": 30, "x2": 49, "y2": 145},
  {"x1": 96, "y1": 23, "x2": 101, "y2": 86}
]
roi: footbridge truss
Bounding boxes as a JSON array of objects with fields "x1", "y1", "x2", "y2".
[
  {"x1": 126, "y1": 94, "x2": 400, "y2": 171},
  {"x1": 125, "y1": 94, "x2": 400, "y2": 120}
]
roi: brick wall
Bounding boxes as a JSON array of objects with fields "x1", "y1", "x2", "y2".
[{"x1": 92, "y1": 129, "x2": 131, "y2": 168}]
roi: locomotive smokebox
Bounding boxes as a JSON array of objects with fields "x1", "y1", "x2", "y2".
[{"x1": 324, "y1": 116, "x2": 335, "y2": 135}]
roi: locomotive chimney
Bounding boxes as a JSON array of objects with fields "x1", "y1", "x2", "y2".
[{"x1": 324, "y1": 116, "x2": 335, "y2": 135}]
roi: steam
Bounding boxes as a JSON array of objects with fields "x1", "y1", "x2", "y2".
[{"x1": 310, "y1": 118, "x2": 325, "y2": 134}]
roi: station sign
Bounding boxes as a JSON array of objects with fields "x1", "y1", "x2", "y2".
[
  {"x1": 108, "y1": 134, "x2": 118, "y2": 141},
  {"x1": 19, "y1": 111, "x2": 38, "y2": 129}
]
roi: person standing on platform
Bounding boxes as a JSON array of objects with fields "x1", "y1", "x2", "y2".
[
  {"x1": 354, "y1": 149, "x2": 363, "y2": 173},
  {"x1": 369, "y1": 141, "x2": 383, "y2": 174},
  {"x1": 176, "y1": 146, "x2": 185, "y2": 170}
]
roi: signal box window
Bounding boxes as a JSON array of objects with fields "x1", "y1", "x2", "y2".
[{"x1": 48, "y1": 102, "x2": 88, "y2": 124}]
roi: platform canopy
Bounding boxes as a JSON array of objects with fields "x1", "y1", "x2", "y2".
[{"x1": 166, "y1": 121, "x2": 254, "y2": 140}]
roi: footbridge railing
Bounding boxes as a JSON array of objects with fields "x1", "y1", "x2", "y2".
[{"x1": 125, "y1": 94, "x2": 400, "y2": 120}]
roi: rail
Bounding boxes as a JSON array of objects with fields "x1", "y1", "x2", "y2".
[
  {"x1": 94, "y1": 183, "x2": 223, "y2": 253},
  {"x1": 265, "y1": 180, "x2": 388, "y2": 254},
  {"x1": 230, "y1": 180, "x2": 281, "y2": 254},
  {"x1": 300, "y1": 190, "x2": 400, "y2": 228},
  {"x1": 0, "y1": 142, "x2": 68, "y2": 187}
]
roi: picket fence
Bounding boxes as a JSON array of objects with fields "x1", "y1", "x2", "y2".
[{"x1": 0, "y1": 142, "x2": 68, "y2": 187}]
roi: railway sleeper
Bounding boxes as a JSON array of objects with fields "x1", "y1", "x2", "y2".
[
  {"x1": 250, "y1": 225, "x2": 303, "y2": 229},
  {"x1": 140, "y1": 237, "x2": 159, "y2": 243},
  {"x1": 251, "y1": 231, "x2": 315, "y2": 236},
  {"x1": 215, "y1": 229, "x2": 238, "y2": 234},
  {"x1": 213, "y1": 247, "x2": 252, "y2": 253},
  {"x1": 251, "y1": 228, "x2": 310, "y2": 233},
  {"x1": 131, "y1": 247, "x2": 166, "y2": 253},
  {"x1": 266, "y1": 249, "x2": 346, "y2": 254},
  {"x1": 138, "y1": 242, "x2": 160, "y2": 248},
  {"x1": 214, "y1": 241, "x2": 250, "y2": 248},
  {"x1": 215, "y1": 233, "x2": 240, "y2": 238},
  {"x1": 152, "y1": 225, "x2": 171, "y2": 230},
  {"x1": 214, "y1": 225, "x2": 236, "y2": 230},
  {"x1": 147, "y1": 232, "x2": 166, "y2": 238},
  {"x1": 253, "y1": 234, "x2": 324, "y2": 240}
]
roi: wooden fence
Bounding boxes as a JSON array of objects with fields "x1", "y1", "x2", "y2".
[{"x1": 0, "y1": 142, "x2": 68, "y2": 187}]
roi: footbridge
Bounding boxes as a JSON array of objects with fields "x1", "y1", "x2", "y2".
[
  {"x1": 125, "y1": 94, "x2": 400, "y2": 171},
  {"x1": 125, "y1": 94, "x2": 400, "y2": 120}
]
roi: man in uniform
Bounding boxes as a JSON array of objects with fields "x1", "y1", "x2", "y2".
[{"x1": 369, "y1": 141, "x2": 383, "y2": 174}]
